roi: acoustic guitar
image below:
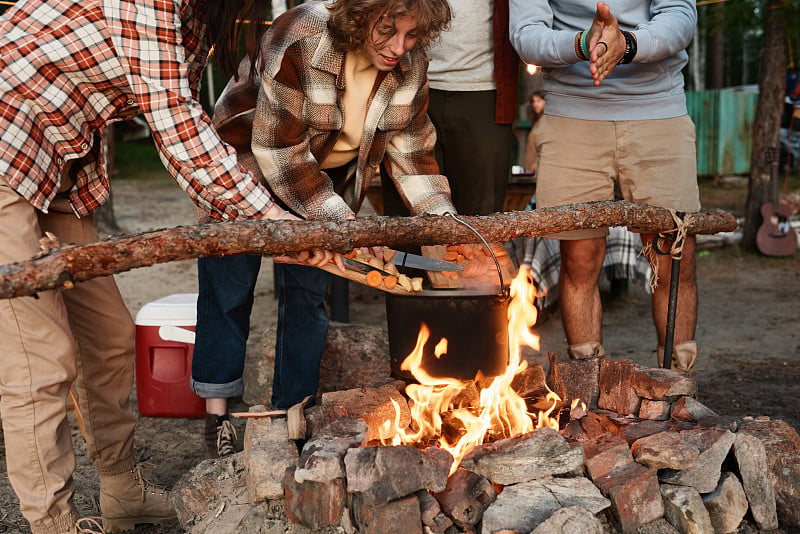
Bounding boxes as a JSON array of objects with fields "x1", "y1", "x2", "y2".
[{"x1": 756, "y1": 147, "x2": 798, "y2": 256}]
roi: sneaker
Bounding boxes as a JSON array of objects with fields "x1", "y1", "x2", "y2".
[
  {"x1": 204, "y1": 412, "x2": 239, "y2": 459},
  {"x1": 99, "y1": 464, "x2": 177, "y2": 533}
]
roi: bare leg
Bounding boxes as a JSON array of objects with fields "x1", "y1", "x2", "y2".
[
  {"x1": 206, "y1": 398, "x2": 227, "y2": 416},
  {"x1": 643, "y1": 233, "x2": 697, "y2": 346},
  {"x1": 559, "y1": 238, "x2": 606, "y2": 351}
]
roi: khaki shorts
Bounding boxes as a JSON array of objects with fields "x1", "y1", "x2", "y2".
[{"x1": 533, "y1": 114, "x2": 700, "y2": 239}]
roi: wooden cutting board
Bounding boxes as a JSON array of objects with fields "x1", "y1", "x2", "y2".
[
  {"x1": 421, "y1": 243, "x2": 516, "y2": 290},
  {"x1": 317, "y1": 262, "x2": 423, "y2": 295}
]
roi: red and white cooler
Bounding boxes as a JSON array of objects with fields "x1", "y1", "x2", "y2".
[{"x1": 134, "y1": 293, "x2": 205, "y2": 418}]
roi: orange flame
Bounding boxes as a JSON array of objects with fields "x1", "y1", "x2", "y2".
[{"x1": 379, "y1": 265, "x2": 561, "y2": 474}]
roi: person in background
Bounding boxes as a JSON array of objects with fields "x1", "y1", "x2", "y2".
[
  {"x1": 509, "y1": 0, "x2": 700, "y2": 372},
  {"x1": 0, "y1": 0, "x2": 307, "y2": 531},
  {"x1": 382, "y1": 0, "x2": 519, "y2": 217},
  {"x1": 523, "y1": 90, "x2": 547, "y2": 174},
  {"x1": 191, "y1": 0, "x2": 456, "y2": 459}
]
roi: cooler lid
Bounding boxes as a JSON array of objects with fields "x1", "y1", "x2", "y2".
[{"x1": 135, "y1": 293, "x2": 198, "y2": 326}]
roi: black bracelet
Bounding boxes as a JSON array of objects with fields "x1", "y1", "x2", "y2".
[{"x1": 619, "y1": 30, "x2": 637, "y2": 64}]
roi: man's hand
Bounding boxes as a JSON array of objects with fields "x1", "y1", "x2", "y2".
[{"x1": 585, "y1": 2, "x2": 627, "y2": 86}]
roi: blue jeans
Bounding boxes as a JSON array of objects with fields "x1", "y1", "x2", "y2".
[
  {"x1": 191, "y1": 254, "x2": 262, "y2": 399},
  {"x1": 272, "y1": 263, "x2": 330, "y2": 409},
  {"x1": 191, "y1": 257, "x2": 330, "y2": 410}
]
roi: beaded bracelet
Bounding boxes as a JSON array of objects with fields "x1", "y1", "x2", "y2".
[
  {"x1": 580, "y1": 31, "x2": 591, "y2": 61},
  {"x1": 619, "y1": 30, "x2": 637, "y2": 64}
]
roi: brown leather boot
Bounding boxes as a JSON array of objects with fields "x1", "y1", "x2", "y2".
[
  {"x1": 99, "y1": 464, "x2": 177, "y2": 533},
  {"x1": 72, "y1": 517, "x2": 106, "y2": 533}
]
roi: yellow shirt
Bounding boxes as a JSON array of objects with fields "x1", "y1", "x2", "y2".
[{"x1": 321, "y1": 51, "x2": 378, "y2": 170}]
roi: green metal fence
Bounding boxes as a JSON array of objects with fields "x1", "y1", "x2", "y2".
[{"x1": 685, "y1": 87, "x2": 759, "y2": 176}]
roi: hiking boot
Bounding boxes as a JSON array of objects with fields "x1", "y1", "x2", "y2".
[
  {"x1": 204, "y1": 412, "x2": 239, "y2": 459},
  {"x1": 99, "y1": 464, "x2": 177, "y2": 533},
  {"x1": 73, "y1": 517, "x2": 105, "y2": 533}
]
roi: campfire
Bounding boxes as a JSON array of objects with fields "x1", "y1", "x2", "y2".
[
  {"x1": 173, "y1": 269, "x2": 800, "y2": 534},
  {"x1": 375, "y1": 266, "x2": 579, "y2": 481}
]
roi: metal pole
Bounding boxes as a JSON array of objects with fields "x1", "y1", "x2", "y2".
[{"x1": 662, "y1": 211, "x2": 685, "y2": 368}]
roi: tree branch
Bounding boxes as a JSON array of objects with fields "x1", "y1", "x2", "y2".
[{"x1": 0, "y1": 201, "x2": 737, "y2": 299}]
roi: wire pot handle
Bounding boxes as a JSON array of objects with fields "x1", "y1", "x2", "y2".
[{"x1": 444, "y1": 212, "x2": 506, "y2": 294}]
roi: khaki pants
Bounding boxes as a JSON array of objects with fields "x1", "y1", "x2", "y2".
[{"x1": 0, "y1": 177, "x2": 136, "y2": 534}]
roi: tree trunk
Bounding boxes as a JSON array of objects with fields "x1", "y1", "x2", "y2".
[
  {"x1": 741, "y1": 0, "x2": 787, "y2": 251},
  {"x1": 0, "y1": 201, "x2": 737, "y2": 299},
  {"x1": 708, "y1": 24, "x2": 725, "y2": 89}
]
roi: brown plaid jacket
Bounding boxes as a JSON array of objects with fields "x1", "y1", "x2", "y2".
[
  {"x1": 0, "y1": 0, "x2": 273, "y2": 219},
  {"x1": 216, "y1": 2, "x2": 454, "y2": 221}
]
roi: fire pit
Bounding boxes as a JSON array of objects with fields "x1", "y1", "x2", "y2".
[{"x1": 172, "y1": 268, "x2": 800, "y2": 534}]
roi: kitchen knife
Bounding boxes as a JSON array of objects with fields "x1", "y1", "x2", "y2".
[
  {"x1": 390, "y1": 251, "x2": 463, "y2": 272},
  {"x1": 343, "y1": 257, "x2": 392, "y2": 276}
]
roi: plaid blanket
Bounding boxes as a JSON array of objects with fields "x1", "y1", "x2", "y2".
[{"x1": 507, "y1": 227, "x2": 652, "y2": 310}]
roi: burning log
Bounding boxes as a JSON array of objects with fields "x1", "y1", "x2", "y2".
[{"x1": 0, "y1": 201, "x2": 736, "y2": 299}]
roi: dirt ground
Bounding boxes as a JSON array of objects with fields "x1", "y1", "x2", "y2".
[{"x1": 0, "y1": 174, "x2": 798, "y2": 533}]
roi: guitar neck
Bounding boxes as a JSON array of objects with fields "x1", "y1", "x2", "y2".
[{"x1": 766, "y1": 146, "x2": 780, "y2": 205}]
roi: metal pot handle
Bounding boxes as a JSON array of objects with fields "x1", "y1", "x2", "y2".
[{"x1": 444, "y1": 212, "x2": 507, "y2": 293}]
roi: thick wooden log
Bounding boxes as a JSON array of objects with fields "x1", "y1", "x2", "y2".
[{"x1": 0, "y1": 201, "x2": 737, "y2": 299}]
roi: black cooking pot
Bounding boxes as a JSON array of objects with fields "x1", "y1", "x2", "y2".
[{"x1": 385, "y1": 288, "x2": 510, "y2": 381}]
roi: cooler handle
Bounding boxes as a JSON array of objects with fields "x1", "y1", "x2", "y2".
[{"x1": 158, "y1": 325, "x2": 196, "y2": 345}]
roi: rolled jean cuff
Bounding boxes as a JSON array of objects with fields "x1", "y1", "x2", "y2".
[{"x1": 190, "y1": 377, "x2": 244, "y2": 399}]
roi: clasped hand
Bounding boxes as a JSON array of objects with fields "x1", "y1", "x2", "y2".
[{"x1": 584, "y1": 1, "x2": 628, "y2": 86}]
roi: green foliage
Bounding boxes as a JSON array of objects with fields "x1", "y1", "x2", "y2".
[
  {"x1": 700, "y1": 0, "x2": 800, "y2": 87},
  {"x1": 113, "y1": 140, "x2": 167, "y2": 180}
]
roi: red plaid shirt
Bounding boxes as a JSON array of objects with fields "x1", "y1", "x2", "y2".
[{"x1": 0, "y1": 0, "x2": 273, "y2": 219}]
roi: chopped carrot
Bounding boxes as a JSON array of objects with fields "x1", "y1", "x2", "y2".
[
  {"x1": 462, "y1": 262, "x2": 481, "y2": 277},
  {"x1": 442, "y1": 250, "x2": 459, "y2": 261},
  {"x1": 491, "y1": 243, "x2": 508, "y2": 257},
  {"x1": 345, "y1": 250, "x2": 358, "y2": 259},
  {"x1": 365, "y1": 270, "x2": 382, "y2": 287},
  {"x1": 383, "y1": 275, "x2": 398, "y2": 290}
]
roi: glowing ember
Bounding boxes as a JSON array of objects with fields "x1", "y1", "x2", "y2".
[{"x1": 379, "y1": 265, "x2": 564, "y2": 474}]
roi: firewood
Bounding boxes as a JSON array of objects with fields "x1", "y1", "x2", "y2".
[
  {"x1": 286, "y1": 395, "x2": 312, "y2": 440},
  {"x1": 0, "y1": 201, "x2": 737, "y2": 299}
]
